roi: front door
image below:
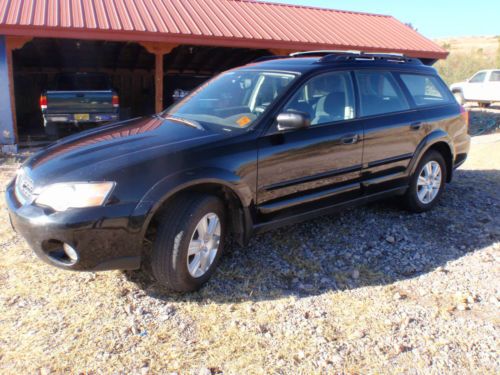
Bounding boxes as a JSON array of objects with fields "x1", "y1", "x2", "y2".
[
  {"x1": 463, "y1": 71, "x2": 487, "y2": 101},
  {"x1": 256, "y1": 71, "x2": 363, "y2": 215}
]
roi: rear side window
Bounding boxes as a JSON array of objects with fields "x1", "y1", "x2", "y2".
[
  {"x1": 400, "y1": 74, "x2": 453, "y2": 107},
  {"x1": 355, "y1": 71, "x2": 410, "y2": 117},
  {"x1": 490, "y1": 71, "x2": 500, "y2": 82}
]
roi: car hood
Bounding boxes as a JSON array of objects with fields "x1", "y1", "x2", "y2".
[{"x1": 24, "y1": 116, "x2": 223, "y2": 185}]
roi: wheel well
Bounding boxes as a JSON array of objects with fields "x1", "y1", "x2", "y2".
[
  {"x1": 145, "y1": 183, "x2": 249, "y2": 248},
  {"x1": 427, "y1": 142, "x2": 453, "y2": 182}
]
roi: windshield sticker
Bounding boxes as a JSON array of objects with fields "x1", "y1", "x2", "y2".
[{"x1": 236, "y1": 116, "x2": 251, "y2": 127}]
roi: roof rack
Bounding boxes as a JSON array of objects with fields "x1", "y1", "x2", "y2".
[
  {"x1": 289, "y1": 50, "x2": 362, "y2": 57},
  {"x1": 252, "y1": 50, "x2": 422, "y2": 65},
  {"x1": 319, "y1": 52, "x2": 421, "y2": 64}
]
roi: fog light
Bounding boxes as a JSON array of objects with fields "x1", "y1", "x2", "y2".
[{"x1": 63, "y1": 243, "x2": 79, "y2": 262}]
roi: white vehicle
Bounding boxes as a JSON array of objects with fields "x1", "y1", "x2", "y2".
[{"x1": 450, "y1": 69, "x2": 500, "y2": 107}]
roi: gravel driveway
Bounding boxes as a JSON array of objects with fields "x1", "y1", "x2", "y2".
[{"x1": 0, "y1": 133, "x2": 498, "y2": 374}]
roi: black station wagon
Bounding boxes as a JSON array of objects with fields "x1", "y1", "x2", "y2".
[{"x1": 6, "y1": 51, "x2": 470, "y2": 292}]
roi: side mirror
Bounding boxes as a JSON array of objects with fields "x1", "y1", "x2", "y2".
[{"x1": 276, "y1": 112, "x2": 311, "y2": 131}]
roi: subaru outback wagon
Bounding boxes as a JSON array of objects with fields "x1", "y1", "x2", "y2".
[{"x1": 7, "y1": 51, "x2": 470, "y2": 292}]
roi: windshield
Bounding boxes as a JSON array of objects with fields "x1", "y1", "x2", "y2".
[{"x1": 162, "y1": 70, "x2": 297, "y2": 129}]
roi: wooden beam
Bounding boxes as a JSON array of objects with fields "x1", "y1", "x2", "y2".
[
  {"x1": 139, "y1": 42, "x2": 177, "y2": 113},
  {"x1": 269, "y1": 48, "x2": 295, "y2": 56}
]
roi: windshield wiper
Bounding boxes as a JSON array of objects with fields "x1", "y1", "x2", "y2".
[{"x1": 163, "y1": 115, "x2": 205, "y2": 130}]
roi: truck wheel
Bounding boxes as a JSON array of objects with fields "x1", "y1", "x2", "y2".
[
  {"x1": 479, "y1": 102, "x2": 491, "y2": 108},
  {"x1": 403, "y1": 150, "x2": 446, "y2": 213},
  {"x1": 453, "y1": 91, "x2": 465, "y2": 105},
  {"x1": 150, "y1": 194, "x2": 226, "y2": 292},
  {"x1": 44, "y1": 121, "x2": 60, "y2": 140}
]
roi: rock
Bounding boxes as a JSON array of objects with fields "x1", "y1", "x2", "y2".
[
  {"x1": 39, "y1": 368, "x2": 51, "y2": 375},
  {"x1": 198, "y1": 367, "x2": 211, "y2": 375},
  {"x1": 386, "y1": 235, "x2": 396, "y2": 244},
  {"x1": 393, "y1": 292, "x2": 404, "y2": 300},
  {"x1": 456, "y1": 303, "x2": 468, "y2": 311},
  {"x1": 132, "y1": 325, "x2": 140, "y2": 335}
]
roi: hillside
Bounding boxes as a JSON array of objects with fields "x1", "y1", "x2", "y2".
[{"x1": 433, "y1": 36, "x2": 500, "y2": 84}]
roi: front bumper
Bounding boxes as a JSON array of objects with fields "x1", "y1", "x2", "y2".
[{"x1": 5, "y1": 182, "x2": 142, "y2": 271}]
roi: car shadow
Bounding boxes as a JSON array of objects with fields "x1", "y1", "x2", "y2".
[
  {"x1": 125, "y1": 168, "x2": 500, "y2": 304},
  {"x1": 468, "y1": 106, "x2": 500, "y2": 136}
]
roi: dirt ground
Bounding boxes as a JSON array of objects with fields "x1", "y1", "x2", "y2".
[{"x1": 0, "y1": 120, "x2": 499, "y2": 374}]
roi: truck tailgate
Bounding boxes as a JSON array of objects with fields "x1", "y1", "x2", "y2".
[{"x1": 46, "y1": 90, "x2": 115, "y2": 114}]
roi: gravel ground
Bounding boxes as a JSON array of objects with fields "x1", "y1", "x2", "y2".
[{"x1": 0, "y1": 122, "x2": 499, "y2": 374}]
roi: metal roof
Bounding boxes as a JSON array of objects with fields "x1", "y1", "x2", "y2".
[{"x1": 0, "y1": 0, "x2": 448, "y2": 59}]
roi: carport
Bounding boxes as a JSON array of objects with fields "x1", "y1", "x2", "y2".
[{"x1": 0, "y1": 0, "x2": 448, "y2": 152}]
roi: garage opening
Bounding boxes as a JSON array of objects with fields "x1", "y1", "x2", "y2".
[{"x1": 12, "y1": 38, "x2": 270, "y2": 143}]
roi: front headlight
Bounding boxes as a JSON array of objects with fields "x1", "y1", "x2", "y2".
[{"x1": 35, "y1": 182, "x2": 115, "y2": 212}]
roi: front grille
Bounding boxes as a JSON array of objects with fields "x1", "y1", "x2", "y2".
[{"x1": 14, "y1": 169, "x2": 34, "y2": 205}]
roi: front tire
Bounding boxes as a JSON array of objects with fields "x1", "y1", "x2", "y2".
[
  {"x1": 403, "y1": 151, "x2": 446, "y2": 213},
  {"x1": 150, "y1": 194, "x2": 226, "y2": 292}
]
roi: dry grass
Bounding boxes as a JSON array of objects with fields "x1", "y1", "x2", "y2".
[{"x1": 0, "y1": 135, "x2": 499, "y2": 374}]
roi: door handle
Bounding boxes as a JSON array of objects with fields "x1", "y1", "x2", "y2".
[
  {"x1": 410, "y1": 122, "x2": 422, "y2": 130},
  {"x1": 341, "y1": 134, "x2": 360, "y2": 144}
]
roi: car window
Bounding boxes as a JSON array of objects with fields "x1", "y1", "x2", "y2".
[
  {"x1": 469, "y1": 72, "x2": 486, "y2": 83},
  {"x1": 56, "y1": 74, "x2": 111, "y2": 90},
  {"x1": 400, "y1": 74, "x2": 453, "y2": 107},
  {"x1": 355, "y1": 71, "x2": 410, "y2": 117},
  {"x1": 489, "y1": 71, "x2": 500, "y2": 82},
  {"x1": 282, "y1": 71, "x2": 355, "y2": 126},
  {"x1": 165, "y1": 70, "x2": 297, "y2": 129}
]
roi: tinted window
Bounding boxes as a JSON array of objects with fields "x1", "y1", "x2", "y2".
[
  {"x1": 469, "y1": 72, "x2": 486, "y2": 83},
  {"x1": 489, "y1": 71, "x2": 500, "y2": 82},
  {"x1": 355, "y1": 71, "x2": 409, "y2": 116},
  {"x1": 283, "y1": 71, "x2": 355, "y2": 126},
  {"x1": 400, "y1": 74, "x2": 453, "y2": 106},
  {"x1": 56, "y1": 73, "x2": 111, "y2": 91}
]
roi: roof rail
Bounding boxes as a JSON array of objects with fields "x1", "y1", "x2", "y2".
[
  {"x1": 252, "y1": 50, "x2": 422, "y2": 65},
  {"x1": 289, "y1": 50, "x2": 362, "y2": 57},
  {"x1": 319, "y1": 52, "x2": 422, "y2": 64}
]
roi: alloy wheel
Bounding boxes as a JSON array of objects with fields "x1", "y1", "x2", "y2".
[
  {"x1": 187, "y1": 213, "x2": 221, "y2": 278},
  {"x1": 416, "y1": 160, "x2": 442, "y2": 204}
]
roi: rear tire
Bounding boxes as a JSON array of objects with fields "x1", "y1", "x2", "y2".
[
  {"x1": 403, "y1": 150, "x2": 447, "y2": 213},
  {"x1": 44, "y1": 121, "x2": 60, "y2": 140},
  {"x1": 150, "y1": 194, "x2": 226, "y2": 292}
]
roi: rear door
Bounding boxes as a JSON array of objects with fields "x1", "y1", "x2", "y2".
[
  {"x1": 354, "y1": 70, "x2": 423, "y2": 192},
  {"x1": 256, "y1": 71, "x2": 364, "y2": 215}
]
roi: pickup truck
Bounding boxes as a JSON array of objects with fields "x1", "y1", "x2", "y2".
[
  {"x1": 40, "y1": 72, "x2": 119, "y2": 138},
  {"x1": 450, "y1": 69, "x2": 500, "y2": 107}
]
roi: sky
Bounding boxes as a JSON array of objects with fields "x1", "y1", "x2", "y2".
[{"x1": 265, "y1": 0, "x2": 500, "y2": 39}]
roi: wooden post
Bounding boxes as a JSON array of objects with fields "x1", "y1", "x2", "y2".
[
  {"x1": 140, "y1": 42, "x2": 177, "y2": 113},
  {"x1": 0, "y1": 36, "x2": 31, "y2": 150},
  {"x1": 155, "y1": 52, "x2": 164, "y2": 113}
]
